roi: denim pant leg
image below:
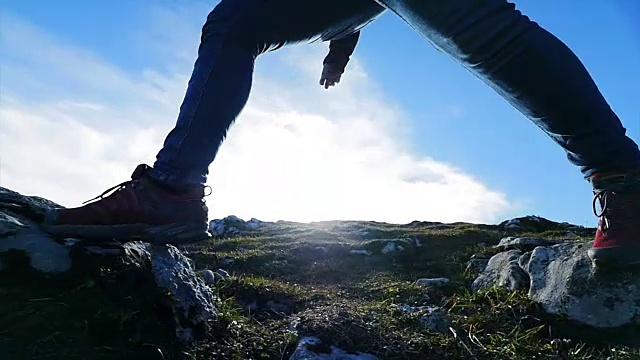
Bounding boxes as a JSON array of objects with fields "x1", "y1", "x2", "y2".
[
  {"x1": 150, "y1": 0, "x2": 384, "y2": 189},
  {"x1": 376, "y1": 0, "x2": 640, "y2": 178}
]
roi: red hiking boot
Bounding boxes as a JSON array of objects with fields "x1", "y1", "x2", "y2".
[
  {"x1": 587, "y1": 169, "x2": 640, "y2": 267},
  {"x1": 40, "y1": 164, "x2": 210, "y2": 244}
]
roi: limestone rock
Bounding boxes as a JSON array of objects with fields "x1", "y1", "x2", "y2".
[
  {"x1": 499, "y1": 215, "x2": 587, "y2": 233},
  {"x1": 397, "y1": 304, "x2": 452, "y2": 333},
  {"x1": 350, "y1": 249, "x2": 372, "y2": 256},
  {"x1": 381, "y1": 241, "x2": 405, "y2": 254},
  {"x1": 0, "y1": 229, "x2": 72, "y2": 273},
  {"x1": 415, "y1": 277, "x2": 450, "y2": 288},
  {"x1": 202, "y1": 268, "x2": 231, "y2": 286},
  {"x1": 496, "y1": 236, "x2": 562, "y2": 251},
  {"x1": 208, "y1": 215, "x2": 269, "y2": 237},
  {"x1": 471, "y1": 250, "x2": 529, "y2": 292},
  {"x1": 465, "y1": 254, "x2": 491, "y2": 276},
  {"x1": 289, "y1": 336, "x2": 379, "y2": 360},
  {"x1": 521, "y1": 243, "x2": 640, "y2": 328},
  {"x1": 472, "y1": 237, "x2": 640, "y2": 330},
  {"x1": 0, "y1": 187, "x2": 217, "y2": 343},
  {"x1": 150, "y1": 244, "x2": 217, "y2": 343}
]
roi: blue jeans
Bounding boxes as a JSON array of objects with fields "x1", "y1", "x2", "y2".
[{"x1": 150, "y1": 0, "x2": 640, "y2": 189}]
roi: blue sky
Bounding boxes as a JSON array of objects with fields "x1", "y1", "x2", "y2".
[{"x1": 2, "y1": 1, "x2": 639, "y2": 226}]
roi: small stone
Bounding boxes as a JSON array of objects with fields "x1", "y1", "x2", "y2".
[
  {"x1": 215, "y1": 269, "x2": 230, "y2": 278},
  {"x1": 202, "y1": 270, "x2": 216, "y2": 285},
  {"x1": 350, "y1": 249, "x2": 372, "y2": 256},
  {"x1": 471, "y1": 250, "x2": 529, "y2": 292},
  {"x1": 396, "y1": 304, "x2": 452, "y2": 333},
  {"x1": 381, "y1": 241, "x2": 405, "y2": 254},
  {"x1": 288, "y1": 317, "x2": 301, "y2": 333},
  {"x1": 289, "y1": 336, "x2": 379, "y2": 360},
  {"x1": 64, "y1": 238, "x2": 81, "y2": 247},
  {"x1": 496, "y1": 236, "x2": 560, "y2": 251},
  {"x1": 415, "y1": 277, "x2": 450, "y2": 288},
  {"x1": 314, "y1": 246, "x2": 329, "y2": 253},
  {"x1": 202, "y1": 269, "x2": 230, "y2": 286},
  {"x1": 208, "y1": 216, "x2": 269, "y2": 238},
  {"x1": 220, "y1": 257, "x2": 235, "y2": 267},
  {"x1": 418, "y1": 306, "x2": 452, "y2": 333},
  {"x1": 465, "y1": 254, "x2": 491, "y2": 275}
]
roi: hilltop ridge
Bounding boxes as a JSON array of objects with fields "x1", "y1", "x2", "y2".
[{"x1": 1, "y1": 187, "x2": 639, "y2": 360}]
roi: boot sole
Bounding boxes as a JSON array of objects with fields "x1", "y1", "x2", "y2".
[
  {"x1": 587, "y1": 244, "x2": 640, "y2": 268},
  {"x1": 39, "y1": 223, "x2": 210, "y2": 245}
]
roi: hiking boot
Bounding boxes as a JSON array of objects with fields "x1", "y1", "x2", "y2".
[
  {"x1": 587, "y1": 169, "x2": 640, "y2": 267},
  {"x1": 40, "y1": 164, "x2": 210, "y2": 244}
]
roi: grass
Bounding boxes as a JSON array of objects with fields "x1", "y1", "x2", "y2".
[{"x1": 1, "y1": 219, "x2": 639, "y2": 359}]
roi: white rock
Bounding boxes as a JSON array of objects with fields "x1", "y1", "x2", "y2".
[
  {"x1": 288, "y1": 317, "x2": 301, "y2": 333},
  {"x1": 246, "y1": 218, "x2": 262, "y2": 230},
  {"x1": 289, "y1": 336, "x2": 379, "y2": 360},
  {"x1": 496, "y1": 236, "x2": 559, "y2": 250},
  {"x1": 64, "y1": 238, "x2": 80, "y2": 247},
  {"x1": 350, "y1": 249, "x2": 372, "y2": 256},
  {"x1": 522, "y1": 243, "x2": 640, "y2": 328},
  {"x1": 465, "y1": 254, "x2": 491, "y2": 275},
  {"x1": 208, "y1": 220, "x2": 226, "y2": 236},
  {"x1": 415, "y1": 277, "x2": 450, "y2": 287},
  {"x1": 202, "y1": 269, "x2": 216, "y2": 285},
  {"x1": 471, "y1": 250, "x2": 529, "y2": 292},
  {"x1": 0, "y1": 230, "x2": 72, "y2": 273},
  {"x1": 226, "y1": 215, "x2": 242, "y2": 222},
  {"x1": 216, "y1": 268, "x2": 230, "y2": 278},
  {"x1": 202, "y1": 269, "x2": 231, "y2": 286},
  {"x1": 381, "y1": 241, "x2": 405, "y2": 254},
  {"x1": 504, "y1": 219, "x2": 521, "y2": 229},
  {"x1": 220, "y1": 258, "x2": 235, "y2": 267},
  {"x1": 314, "y1": 246, "x2": 329, "y2": 253},
  {"x1": 396, "y1": 304, "x2": 452, "y2": 333},
  {"x1": 418, "y1": 306, "x2": 452, "y2": 333}
]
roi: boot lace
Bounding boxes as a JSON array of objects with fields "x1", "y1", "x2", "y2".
[
  {"x1": 592, "y1": 187, "x2": 637, "y2": 234},
  {"x1": 80, "y1": 164, "x2": 212, "y2": 205},
  {"x1": 592, "y1": 190, "x2": 613, "y2": 233},
  {"x1": 81, "y1": 164, "x2": 150, "y2": 205}
]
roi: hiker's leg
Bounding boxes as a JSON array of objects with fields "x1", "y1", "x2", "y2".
[
  {"x1": 376, "y1": 0, "x2": 640, "y2": 177},
  {"x1": 150, "y1": 0, "x2": 384, "y2": 189}
]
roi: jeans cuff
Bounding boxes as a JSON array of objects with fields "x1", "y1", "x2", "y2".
[{"x1": 148, "y1": 165, "x2": 206, "y2": 190}]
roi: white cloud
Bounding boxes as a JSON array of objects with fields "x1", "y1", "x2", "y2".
[{"x1": 0, "y1": 8, "x2": 517, "y2": 224}]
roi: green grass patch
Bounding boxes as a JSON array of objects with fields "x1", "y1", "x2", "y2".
[{"x1": 3, "y1": 220, "x2": 637, "y2": 360}]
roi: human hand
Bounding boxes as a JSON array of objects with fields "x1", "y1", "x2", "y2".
[{"x1": 319, "y1": 63, "x2": 343, "y2": 89}]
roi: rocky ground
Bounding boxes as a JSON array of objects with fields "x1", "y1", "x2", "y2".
[{"x1": 1, "y1": 187, "x2": 639, "y2": 360}]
